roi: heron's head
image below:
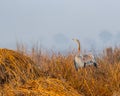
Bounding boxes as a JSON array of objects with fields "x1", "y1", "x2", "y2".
[{"x1": 72, "y1": 38, "x2": 80, "y2": 44}]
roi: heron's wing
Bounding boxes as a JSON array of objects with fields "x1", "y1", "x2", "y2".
[
  {"x1": 83, "y1": 55, "x2": 92, "y2": 61},
  {"x1": 83, "y1": 54, "x2": 96, "y2": 64}
]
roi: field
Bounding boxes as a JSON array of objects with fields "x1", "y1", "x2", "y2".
[{"x1": 0, "y1": 46, "x2": 120, "y2": 96}]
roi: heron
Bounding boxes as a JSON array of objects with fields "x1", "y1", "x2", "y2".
[{"x1": 72, "y1": 38, "x2": 97, "y2": 71}]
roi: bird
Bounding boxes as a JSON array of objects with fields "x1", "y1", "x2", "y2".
[{"x1": 72, "y1": 38, "x2": 97, "y2": 71}]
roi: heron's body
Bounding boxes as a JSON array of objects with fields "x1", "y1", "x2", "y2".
[
  {"x1": 73, "y1": 38, "x2": 97, "y2": 71},
  {"x1": 74, "y1": 55, "x2": 84, "y2": 69}
]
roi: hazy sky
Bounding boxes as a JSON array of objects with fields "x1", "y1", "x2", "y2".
[{"x1": 0, "y1": 0, "x2": 120, "y2": 51}]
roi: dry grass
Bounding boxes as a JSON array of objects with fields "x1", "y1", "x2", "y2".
[
  {"x1": 0, "y1": 48, "x2": 80, "y2": 96},
  {"x1": 30, "y1": 47, "x2": 120, "y2": 96},
  {"x1": 0, "y1": 46, "x2": 120, "y2": 96},
  {"x1": 0, "y1": 77, "x2": 80, "y2": 96},
  {"x1": 0, "y1": 48, "x2": 40, "y2": 85}
]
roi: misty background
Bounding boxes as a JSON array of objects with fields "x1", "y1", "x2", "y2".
[{"x1": 0, "y1": 0, "x2": 120, "y2": 52}]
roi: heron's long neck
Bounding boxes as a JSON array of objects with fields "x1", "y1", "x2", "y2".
[{"x1": 77, "y1": 41, "x2": 80, "y2": 54}]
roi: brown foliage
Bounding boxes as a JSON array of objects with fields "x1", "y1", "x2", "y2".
[
  {"x1": 0, "y1": 46, "x2": 120, "y2": 96},
  {"x1": 0, "y1": 77, "x2": 80, "y2": 96},
  {"x1": 0, "y1": 48, "x2": 40, "y2": 85},
  {"x1": 30, "y1": 47, "x2": 120, "y2": 96}
]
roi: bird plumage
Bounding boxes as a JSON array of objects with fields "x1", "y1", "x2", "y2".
[
  {"x1": 73, "y1": 38, "x2": 97, "y2": 71},
  {"x1": 74, "y1": 55, "x2": 84, "y2": 71}
]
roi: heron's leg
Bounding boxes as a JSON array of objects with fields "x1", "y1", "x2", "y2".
[
  {"x1": 93, "y1": 62, "x2": 97, "y2": 68},
  {"x1": 84, "y1": 63, "x2": 86, "y2": 68}
]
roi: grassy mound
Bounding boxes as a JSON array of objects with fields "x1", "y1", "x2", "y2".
[
  {"x1": 0, "y1": 48, "x2": 81, "y2": 96},
  {"x1": 0, "y1": 48, "x2": 40, "y2": 85},
  {"x1": 0, "y1": 77, "x2": 81, "y2": 96}
]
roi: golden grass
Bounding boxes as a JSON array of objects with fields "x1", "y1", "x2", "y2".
[
  {"x1": 0, "y1": 48, "x2": 81, "y2": 96},
  {"x1": 0, "y1": 47, "x2": 120, "y2": 96},
  {"x1": 0, "y1": 48, "x2": 40, "y2": 85},
  {"x1": 30, "y1": 47, "x2": 120, "y2": 96},
  {"x1": 0, "y1": 77, "x2": 80, "y2": 96}
]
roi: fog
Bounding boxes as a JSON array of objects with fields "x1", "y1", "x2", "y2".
[{"x1": 0, "y1": 0, "x2": 120, "y2": 52}]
